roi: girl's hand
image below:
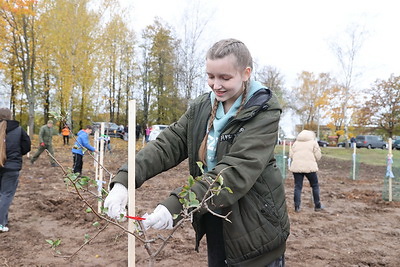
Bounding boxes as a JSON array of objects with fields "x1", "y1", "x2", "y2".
[
  {"x1": 142, "y1": 205, "x2": 173, "y2": 230},
  {"x1": 104, "y1": 183, "x2": 128, "y2": 221}
]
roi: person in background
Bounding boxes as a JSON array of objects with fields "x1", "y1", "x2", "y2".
[
  {"x1": 145, "y1": 125, "x2": 150, "y2": 143},
  {"x1": 30, "y1": 120, "x2": 56, "y2": 167},
  {"x1": 104, "y1": 39, "x2": 289, "y2": 266},
  {"x1": 124, "y1": 124, "x2": 129, "y2": 141},
  {"x1": 289, "y1": 129, "x2": 324, "y2": 212},
  {"x1": 0, "y1": 108, "x2": 31, "y2": 232},
  {"x1": 104, "y1": 134, "x2": 111, "y2": 153},
  {"x1": 350, "y1": 136, "x2": 356, "y2": 148},
  {"x1": 72, "y1": 125, "x2": 96, "y2": 176},
  {"x1": 135, "y1": 124, "x2": 141, "y2": 141},
  {"x1": 118, "y1": 124, "x2": 125, "y2": 140},
  {"x1": 61, "y1": 125, "x2": 71, "y2": 145}
]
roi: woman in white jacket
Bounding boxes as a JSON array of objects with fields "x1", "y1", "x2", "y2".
[{"x1": 289, "y1": 130, "x2": 323, "y2": 212}]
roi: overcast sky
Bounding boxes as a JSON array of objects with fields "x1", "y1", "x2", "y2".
[
  {"x1": 121, "y1": 0, "x2": 400, "y2": 136},
  {"x1": 123, "y1": 0, "x2": 399, "y2": 88}
]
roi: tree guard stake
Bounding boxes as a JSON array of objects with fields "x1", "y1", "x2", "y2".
[
  {"x1": 387, "y1": 138, "x2": 394, "y2": 202},
  {"x1": 352, "y1": 143, "x2": 357, "y2": 181},
  {"x1": 128, "y1": 100, "x2": 136, "y2": 266},
  {"x1": 98, "y1": 123, "x2": 105, "y2": 213}
]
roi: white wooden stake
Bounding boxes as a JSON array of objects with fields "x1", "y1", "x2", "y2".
[
  {"x1": 128, "y1": 100, "x2": 136, "y2": 266},
  {"x1": 282, "y1": 140, "x2": 286, "y2": 179},
  {"x1": 94, "y1": 130, "x2": 100, "y2": 212},
  {"x1": 98, "y1": 123, "x2": 105, "y2": 213},
  {"x1": 27, "y1": 126, "x2": 30, "y2": 158},
  {"x1": 94, "y1": 130, "x2": 99, "y2": 185},
  {"x1": 388, "y1": 138, "x2": 393, "y2": 202},
  {"x1": 352, "y1": 143, "x2": 356, "y2": 180}
]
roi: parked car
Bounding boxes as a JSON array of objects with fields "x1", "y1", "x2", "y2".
[
  {"x1": 148, "y1": 124, "x2": 168, "y2": 141},
  {"x1": 393, "y1": 138, "x2": 400, "y2": 150},
  {"x1": 337, "y1": 141, "x2": 351, "y2": 148},
  {"x1": 317, "y1": 140, "x2": 329, "y2": 147},
  {"x1": 355, "y1": 135, "x2": 387, "y2": 149},
  {"x1": 92, "y1": 122, "x2": 123, "y2": 138}
]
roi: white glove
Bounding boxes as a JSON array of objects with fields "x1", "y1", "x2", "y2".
[
  {"x1": 104, "y1": 183, "x2": 128, "y2": 221},
  {"x1": 142, "y1": 205, "x2": 173, "y2": 230}
]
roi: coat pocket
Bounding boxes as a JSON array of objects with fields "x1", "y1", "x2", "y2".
[{"x1": 249, "y1": 188, "x2": 280, "y2": 227}]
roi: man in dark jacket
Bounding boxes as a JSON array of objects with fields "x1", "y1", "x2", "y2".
[
  {"x1": 0, "y1": 108, "x2": 31, "y2": 232},
  {"x1": 30, "y1": 120, "x2": 56, "y2": 167}
]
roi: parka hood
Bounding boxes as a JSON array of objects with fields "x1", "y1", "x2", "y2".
[
  {"x1": 210, "y1": 80, "x2": 281, "y2": 114},
  {"x1": 296, "y1": 130, "x2": 316, "y2": 142},
  {"x1": 5, "y1": 120, "x2": 20, "y2": 133}
]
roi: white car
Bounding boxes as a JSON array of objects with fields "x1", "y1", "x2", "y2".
[{"x1": 148, "y1": 125, "x2": 168, "y2": 141}]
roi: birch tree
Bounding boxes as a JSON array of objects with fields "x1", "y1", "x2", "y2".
[{"x1": 330, "y1": 24, "x2": 366, "y2": 146}]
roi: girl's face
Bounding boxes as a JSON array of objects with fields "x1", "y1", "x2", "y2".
[{"x1": 206, "y1": 54, "x2": 251, "y2": 111}]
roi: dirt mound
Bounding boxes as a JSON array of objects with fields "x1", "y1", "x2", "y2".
[{"x1": 1, "y1": 139, "x2": 399, "y2": 266}]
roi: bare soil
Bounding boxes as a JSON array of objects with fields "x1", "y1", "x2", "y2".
[{"x1": 1, "y1": 138, "x2": 400, "y2": 267}]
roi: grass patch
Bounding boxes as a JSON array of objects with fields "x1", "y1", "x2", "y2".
[{"x1": 275, "y1": 145, "x2": 400, "y2": 167}]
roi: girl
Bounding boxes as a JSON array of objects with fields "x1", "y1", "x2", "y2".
[
  {"x1": 0, "y1": 108, "x2": 31, "y2": 232},
  {"x1": 105, "y1": 39, "x2": 290, "y2": 266}
]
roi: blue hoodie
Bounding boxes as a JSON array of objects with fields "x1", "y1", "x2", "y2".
[{"x1": 72, "y1": 130, "x2": 95, "y2": 155}]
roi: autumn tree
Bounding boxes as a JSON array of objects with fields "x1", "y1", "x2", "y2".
[
  {"x1": 353, "y1": 74, "x2": 400, "y2": 137},
  {"x1": 36, "y1": 0, "x2": 102, "y2": 131},
  {"x1": 330, "y1": 24, "x2": 366, "y2": 144},
  {"x1": 175, "y1": 0, "x2": 211, "y2": 107},
  {"x1": 0, "y1": 53, "x2": 22, "y2": 118},
  {"x1": 35, "y1": 0, "x2": 55, "y2": 125},
  {"x1": 138, "y1": 35, "x2": 152, "y2": 128},
  {"x1": 290, "y1": 71, "x2": 333, "y2": 134},
  {"x1": 0, "y1": 3, "x2": 23, "y2": 118},
  {"x1": 0, "y1": 0, "x2": 38, "y2": 135},
  {"x1": 120, "y1": 30, "x2": 136, "y2": 126},
  {"x1": 325, "y1": 83, "x2": 349, "y2": 139},
  {"x1": 256, "y1": 65, "x2": 286, "y2": 109},
  {"x1": 99, "y1": 13, "x2": 135, "y2": 125},
  {"x1": 140, "y1": 18, "x2": 185, "y2": 125}
]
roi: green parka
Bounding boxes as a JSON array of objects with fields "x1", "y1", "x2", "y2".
[
  {"x1": 112, "y1": 88, "x2": 290, "y2": 266},
  {"x1": 38, "y1": 124, "x2": 54, "y2": 145}
]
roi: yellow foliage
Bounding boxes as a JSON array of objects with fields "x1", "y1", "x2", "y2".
[
  {"x1": 336, "y1": 130, "x2": 344, "y2": 136},
  {"x1": 0, "y1": 0, "x2": 36, "y2": 16}
]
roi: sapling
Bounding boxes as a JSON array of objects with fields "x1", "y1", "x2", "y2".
[
  {"x1": 48, "y1": 152, "x2": 232, "y2": 266},
  {"x1": 46, "y1": 239, "x2": 62, "y2": 255},
  {"x1": 45, "y1": 113, "x2": 234, "y2": 265}
]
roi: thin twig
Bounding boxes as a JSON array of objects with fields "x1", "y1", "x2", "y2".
[
  {"x1": 2, "y1": 256, "x2": 10, "y2": 267},
  {"x1": 46, "y1": 150, "x2": 145, "y2": 243},
  {"x1": 46, "y1": 137, "x2": 233, "y2": 264},
  {"x1": 56, "y1": 222, "x2": 111, "y2": 259}
]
